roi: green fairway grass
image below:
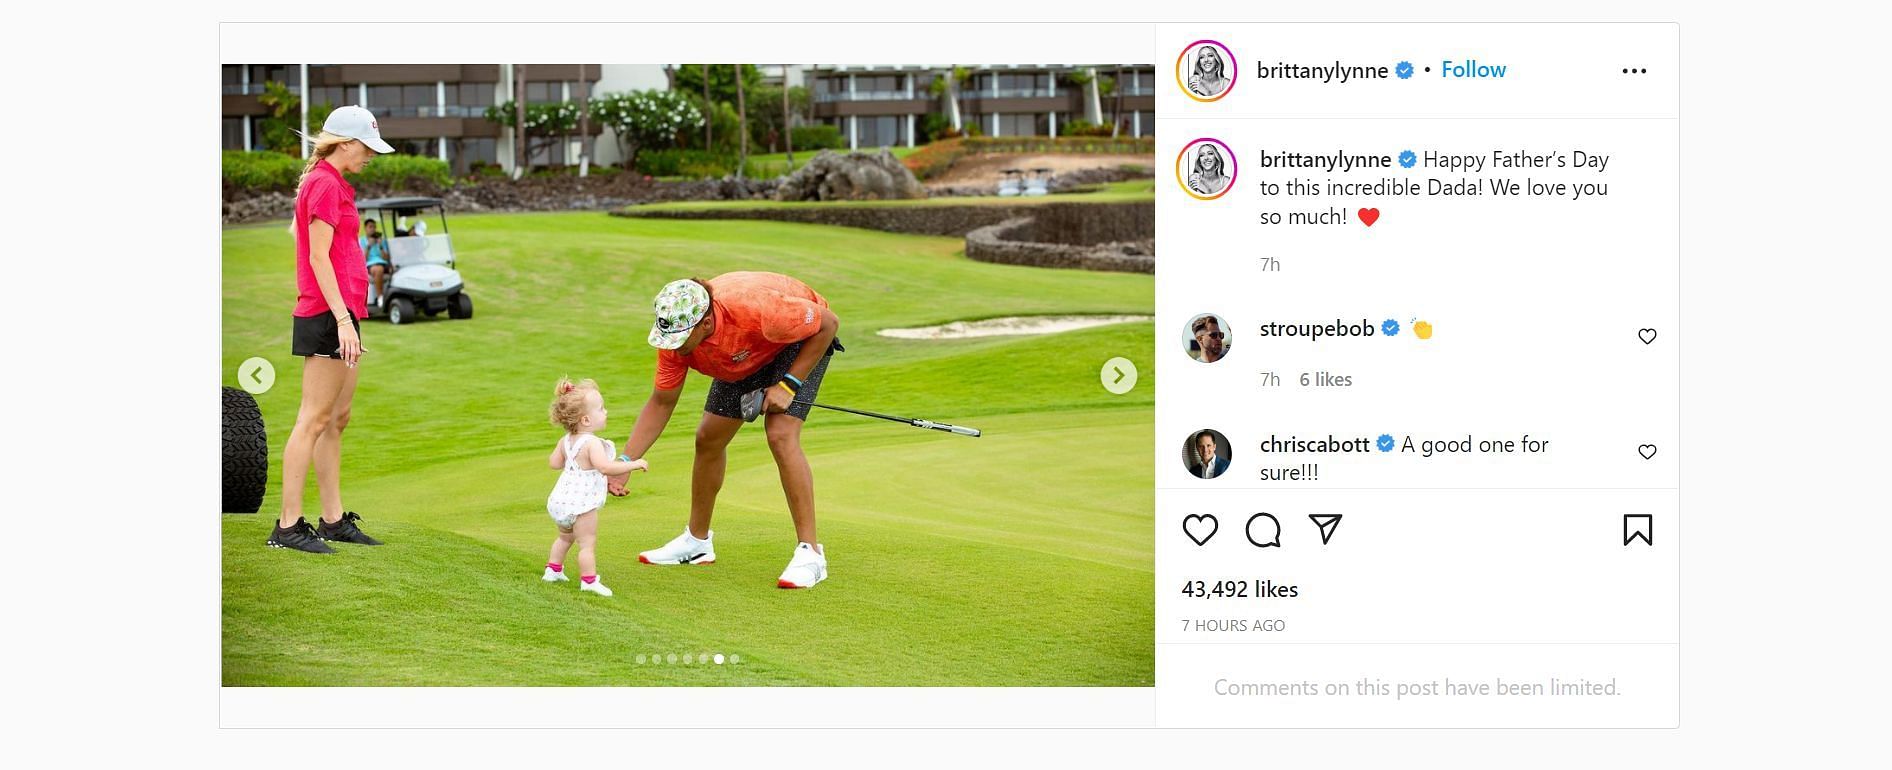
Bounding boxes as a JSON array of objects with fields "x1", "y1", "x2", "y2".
[{"x1": 222, "y1": 211, "x2": 1153, "y2": 686}]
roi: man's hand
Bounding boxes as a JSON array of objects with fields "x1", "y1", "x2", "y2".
[
  {"x1": 607, "y1": 472, "x2": 630, "y2": 496},
  {"x1": 765, "y1": 384, "x2": 794, "y2": 414}
]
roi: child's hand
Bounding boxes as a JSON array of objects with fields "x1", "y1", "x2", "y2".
[{"x1": 631, "y1": 459, "x2": 650, "y2": 473}]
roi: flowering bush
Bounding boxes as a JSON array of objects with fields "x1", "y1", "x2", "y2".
[{"x1": 592, "y1": 90, "x2": 703, "y2": 167}]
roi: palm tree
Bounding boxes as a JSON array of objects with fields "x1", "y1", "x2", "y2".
[
  {"x1": 783, "y1": 66, "x2": 794, "y2": 169},
  {"x1": 578, "y1": 63, "x2": 592, "y2": 176},
  {"x1": 734, "y1": 64, "x2": 748, "y2": 178},
  {"x1": 1112, "y1": 66, "x2": 1126, "y2": 138},
  {"x1": 514, "y1": 64, "x2": 528, "y2": 175}
]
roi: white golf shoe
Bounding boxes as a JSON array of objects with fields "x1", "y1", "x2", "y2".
[
  {"x1": 638, "y1": 529, "x2": 717, "y2": 565},
  {"x1": 579, "y1": 578, "x2": 613, "y2": 597},
  {"x1": 776, "y1": 542, "x2": 827, "y2": 589},
  {"x1": 542, "y1": 567, "x2": 569, "y2": 582}
]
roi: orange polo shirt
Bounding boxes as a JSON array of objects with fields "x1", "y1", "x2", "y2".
[{"x1": 654, "y1": 272, "x2": 829, "y2": 389}]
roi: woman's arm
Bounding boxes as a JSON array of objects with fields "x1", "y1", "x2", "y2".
[{"x1": 305, "y1": 218, "x2": 362, "y2": 365}]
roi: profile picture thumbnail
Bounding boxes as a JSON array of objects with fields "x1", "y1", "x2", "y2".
[
  {"x1": 1176, "y1": 138, "x2": 1236, "y2": 200},
  {"x1": 1184, "y1": 428, "x2": 1232, "y2": 480},
  {"x1": 1184, "y1": 313, "x2": 1230, "y2": 364},
  {"x1": 1176, "y1": 40, "x2": 1237, "y2": 101}
]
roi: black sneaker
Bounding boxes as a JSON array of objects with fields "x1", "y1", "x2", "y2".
[
  {"x1": 317, "y1": 511, "x2": 384, "y2": 545},
  {"x1": 268, "y1": 517, "x2": 336, "y2": 554}
]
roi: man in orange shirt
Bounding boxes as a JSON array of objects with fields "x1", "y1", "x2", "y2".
[{"x1": 607, "y1": 272, "x2": 842, "y2": 588}]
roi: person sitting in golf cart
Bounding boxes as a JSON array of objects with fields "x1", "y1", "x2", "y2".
[{"x1": 360, "y1": 218, "x2": 390, "y2": 304}]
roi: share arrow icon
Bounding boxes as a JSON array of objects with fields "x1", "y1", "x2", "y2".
[{"x1": 1309, "y1": 514, "x2": 1342, "y2": 545}]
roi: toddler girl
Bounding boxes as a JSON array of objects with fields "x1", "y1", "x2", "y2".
[{"x1": 545, "y1": 378, "x2": 647, "y2": 596}]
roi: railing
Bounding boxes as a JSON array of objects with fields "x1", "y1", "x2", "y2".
[
  {"x1": 985, "y1": 87, "x2": 1056, "y2": 99},
  {"x1": 813, "y1": 90, "x2": 917, "y2": 103}
]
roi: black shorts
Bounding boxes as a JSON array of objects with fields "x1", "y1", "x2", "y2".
[
  {"x1": 291, "y1": 313, "x2": 361, "y2": 359},
  {"x1": 703, "y1": 338, "x2": 838, "y2": 421}
]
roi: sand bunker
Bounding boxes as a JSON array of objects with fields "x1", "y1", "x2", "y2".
[{"x1": 878, "y1": 314, "x2": 1152, "y2": 340}]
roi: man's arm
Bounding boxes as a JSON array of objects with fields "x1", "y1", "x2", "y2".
[
  {"x1": 625, "y1": 386, "x2": 681, "y2": 460},
  {"x1": 786, "y1": 306, "x2": 840, "y2": 383},
  {"x1": 609, "y1": 386, "x2": 681, "y2": 496},
  {"x1": 765, "y1": 306, "x2": 839, "y2": 413}
]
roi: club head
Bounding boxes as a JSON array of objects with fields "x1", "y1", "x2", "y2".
[{"x1": 740, "y1": 388, "x2": 766, "y2": 422}]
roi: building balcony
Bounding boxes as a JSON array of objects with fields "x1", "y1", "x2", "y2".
[{"x1": 814, "y1": 90, "x2": 916, "y2": 103}]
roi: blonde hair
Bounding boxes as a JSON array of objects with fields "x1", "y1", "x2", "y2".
[
  {"x1": 297, "y1": 131, "x2": 359, "y2": 193},
  {"x1": 549, "y1": 377, "x2": 600, "y2": 431}
]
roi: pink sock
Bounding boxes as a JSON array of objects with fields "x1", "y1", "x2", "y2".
[
  {"x1": 546, "y1": 562, "x2": 563, "y2": 572},
  {"x1": 581, "y1": 574, "x2": 597, "y2": 584}
]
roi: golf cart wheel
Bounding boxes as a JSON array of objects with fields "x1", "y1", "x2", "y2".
[
  {"x1": 222, "y1": 387, "x2": 268, "y2": 514},
  {"x1": 449, "y1": 293, "x2": 473, "y2": 319},
  {"x1": 389, "y1": 297, "x2": 416, "y2": 325}
]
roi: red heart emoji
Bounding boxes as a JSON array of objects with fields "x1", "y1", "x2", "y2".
[{"x1": 1358, "y1": 208, "x2": 1381, "y2": 227}]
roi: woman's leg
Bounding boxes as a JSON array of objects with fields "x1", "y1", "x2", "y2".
[
  {"x1": 572, "y1": 510, "x2": 600, "y2": 578},
  {"x1": 279, "y1": 356, "x2": 351, "y2": 528},
  {"x1": 311, "y1": 359, "x2": 361, "y2": 524},
  {"x1": 764, "y1": 413, "x2": 817, "y2": 545},
  {"x1": 548, "y1": 526, "x2": 576, "y2": 566}
]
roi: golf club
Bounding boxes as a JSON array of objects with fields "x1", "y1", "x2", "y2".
[{"x1": 741, "y1": 389, "x2": 981, "y2": 437}]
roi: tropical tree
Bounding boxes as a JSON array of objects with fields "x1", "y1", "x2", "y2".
[
  {"x1": 733, "y1": 64, "x2": 748, "y2": 178},
  {"x1": 255, "y1": 81, "x2": 334, "y2": 156},
  {"x1": 591, "y1": 90, "x2": 702, "y2": 169},
  {"x1": 485, "y1": 100, "x2": 582, "y2": 167},
  {"x1": 928, "y1": 66, "x2": 975, "y2": 134},
  {"x1": 673, "y1": 64, "x2": 765, "y2": 110}
]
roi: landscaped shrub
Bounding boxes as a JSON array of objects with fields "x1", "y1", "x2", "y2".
[
  {"x1": 351, "y1": 154, "x2": 452, "y2": 190},
  {"x1": 224, "y1": 150, "x2": 452, "y2": 192},
  {"x1": 636, "y1": 149, "x2": 736, "y2": 178},
  {"x1": 901, "y1": 138, "x2": 967, "y2": 180},
  {"x1": 790, "y1": 124, "x2": 844, "y2": 151},
  {"x1": 222, "y1": 150, "x2": 305, "y2": 191},
  {"x1": 899, "y1": 136, "x2": 1153, "y2": 180},
  {"x1": 963, "y1": 136, "x2": 1153, "y2": 155},
  {"x1": 920, "y1": 114, "x2": 953, "y2": 142},
  {"x1": 1058, "y1": 119, "x2": 1117, "y2": 137}
]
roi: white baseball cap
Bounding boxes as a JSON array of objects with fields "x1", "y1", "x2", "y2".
[{"x1": 322, "y1": 105, "x2": 395, "y2": 154}]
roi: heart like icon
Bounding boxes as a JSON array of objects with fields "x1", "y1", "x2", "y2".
[
  {"x1": 1183, "y1": 514, "x2": 1219, "y2": 546},
  {"x1": 1638, "y1": 328, "x2": 1658, "y2": 344},
  {"x1": 1358, "y1": 207, "x2": 1381, "y2": 227},
  {"x1": 1638, "y1": 444, "x2": 1658, "y2": 459}
]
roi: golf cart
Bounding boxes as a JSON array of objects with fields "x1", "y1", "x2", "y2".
[
  {"x1": 997, "y1": 168, "x2": 1023, "y2": 197},
  {"x1": 357, "y1": 196, "x2": 472, "y2": 324},
  {"x1": 1023, "y1": 167, "x2": 1052, "y2": 196}
]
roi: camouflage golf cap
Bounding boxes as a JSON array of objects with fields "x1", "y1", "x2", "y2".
[{"x1": 648, "y1": 279, "x2": 711, "y2": 350}]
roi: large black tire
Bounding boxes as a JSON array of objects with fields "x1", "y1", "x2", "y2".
[
  {"x1": 222, "y1": 387, "x2": 268, "y2": 513},
  {"x1": 449, "y1": 292, "x2": 473, "y2": 319},
  {"x1": 389, "y1": 296, "x2": 416, "y2": 325}
]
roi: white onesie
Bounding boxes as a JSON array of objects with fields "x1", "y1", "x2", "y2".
[{"x1": 547, "y1": 433, "x2": 611, "y2": 528}]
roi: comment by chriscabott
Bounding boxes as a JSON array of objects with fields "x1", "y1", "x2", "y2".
[{"x1": 1154, "y1": 24, "x2": 1678, "y2": 727}]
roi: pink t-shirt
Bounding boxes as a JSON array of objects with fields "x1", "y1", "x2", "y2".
[{"x1": 293, "y1": 159, "x2": 369, "y2": 320}]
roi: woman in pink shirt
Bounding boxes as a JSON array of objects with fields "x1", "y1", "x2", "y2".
[{"x1": 269, "y1": 106, "x2": 394, "y2": 554}]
